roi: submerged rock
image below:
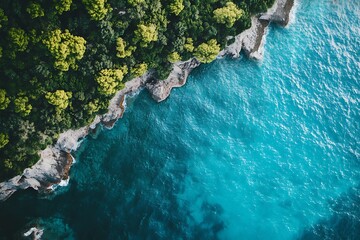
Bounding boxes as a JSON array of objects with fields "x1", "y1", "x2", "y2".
[{"x1": 23, "y1": 227, "x2": 43, "y2": 240}]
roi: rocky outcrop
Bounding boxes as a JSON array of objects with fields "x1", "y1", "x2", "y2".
[
  {"x1": 0, "y1": 0, "x2": 295, "y2": 201},
  {"x1": 260, "y1": 0, "x2": 295, "y2": 26},
  {"x1": 148, "y1": 0, "x2": 295, "y2": 102},
  {"x1": 0, "y1": 128, "x2": 87, "y2": 201},
  {"x1": 23, "y1": 227, "x2": 43, "y2": 240},
  {"x1": 0, "y1": 74, "x2": 152, "y2": 201},
  {"x1": 146, "y1": 58, "x2": 200, "y2": 102},
  {"x1": 222, "y1": 0, "x2": 295, "y2": 60}
]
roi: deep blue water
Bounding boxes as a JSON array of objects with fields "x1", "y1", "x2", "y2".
[{"x1": 1, "y1": 0, "x2": 360, "y2": 239}]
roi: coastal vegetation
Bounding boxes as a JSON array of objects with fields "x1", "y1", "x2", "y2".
[{"x1": 0, "y1": 0, "x2": 274, "y2": 180}]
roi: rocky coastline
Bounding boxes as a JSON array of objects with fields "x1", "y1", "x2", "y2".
[{"x1": 0, "y1": 0, "x2": 295, "y2": 201}]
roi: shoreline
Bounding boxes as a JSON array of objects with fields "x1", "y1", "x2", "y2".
[{"x1": 0, "y1": 0, "x2": 295, "y2": 201}]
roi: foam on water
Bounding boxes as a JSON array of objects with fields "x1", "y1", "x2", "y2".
[{"x1": 0, "y1": 0, "x2": 359, "y2": 239}]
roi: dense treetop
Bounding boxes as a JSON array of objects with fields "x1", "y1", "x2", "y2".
[{"x1": 0, "y1": 0, "x2": 274, "y2": 180}]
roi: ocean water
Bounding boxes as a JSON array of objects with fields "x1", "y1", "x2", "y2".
[{"x1": 1, "y1": 0, "x2": 360, "y2": 239}]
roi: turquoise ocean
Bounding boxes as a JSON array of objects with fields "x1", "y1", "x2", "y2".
[{"x1": 1, "y1": 0, "x2": 360, "y2": 239}]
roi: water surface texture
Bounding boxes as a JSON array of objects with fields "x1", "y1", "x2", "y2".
[{"x1": 1, "y1": 1, "x2": 360, "y2": 239}]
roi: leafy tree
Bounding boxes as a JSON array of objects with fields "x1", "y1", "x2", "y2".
[
  {"x1": 3, "y1": 159, "x2": 13, "y2": 170},
  {"x1": 14, "y1": 96, "x2": 32, "y2": 117},
  {"x1": 194, "y1": 39, "x2": 220, "y2": 63},
  {"x1": 8, "y1": 28, "x2": 29, "y2": 52},
  {"x1": 45, "y1": 90, "x2": 72, "y2": 112},
  {"x1": 134, "y1": 24, "x2": 158, "y2": 47},
  {"x1": 128, "y1": 0, "x2": 144, "y2": 6},
  {"x1": 0, "y1": 8, "x2": 8, "y2": 28},
  {"x1": 82, "y1": 0, "x2": 111, "y2": 21},
  {"x1": 85, "y1": 99, "x2": 101, "y2": 115},
  {"x1": 168, "y1": 51, "x2": 181, "y2": 63},
  {"x1": 0, "y1": 133, "x2": 9, "y2": 149},
  {"x1": 169, "y1": 0, "x2": 184, "y2": 16},
  {"x1": 43, "y1": 29, "x2": 86, "y2": 71},
  {"x1": 55, "y1": 0, "x2": 73, "y2": 15},
  {"x1": 131, "y1": 63, "x2": 147, "y2": 77},
  {"x1": 95, "y1": 67, "x2": 127, "y2": 95},
  {"x1": 213, "y1": 2, "x2": 244, "y2": 28},
  {"x1": 116, "y1": 37, "x2": 135, "y2": 58},
  {"x1": 0, "y1": 89, "x2": 10, "y2": 110},
  {"x1": 0, "y1": 46, "x2": 2, "y2": 58},
  {"x1": 184, "y1": 38, "x2": 194, "y2": 52},
  {"x1": 26, "y1": 2, "x2": 45, "y2": 19}
]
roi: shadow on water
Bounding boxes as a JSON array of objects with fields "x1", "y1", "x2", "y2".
[
  {"x1": 0, "y1": 89, "x2": 228, "y2": 240},
  {"x1": 299, "y1": 185, "x2": 360, "y2": 240}
]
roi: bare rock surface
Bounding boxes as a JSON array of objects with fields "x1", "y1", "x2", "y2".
[
  {"x1": 146, "y1": 58, "x2": 200, "y2": 102},
  {"x1": 221, "y1": 0, "x2": 294, "y2": 60}
]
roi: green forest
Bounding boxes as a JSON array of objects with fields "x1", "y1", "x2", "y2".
[{"x1": 0, "y1": 0, "x2": 274, "y2": 181}]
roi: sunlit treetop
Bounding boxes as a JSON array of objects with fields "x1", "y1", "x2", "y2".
[
  {"x1": 0, "y1": 8, "x2": 8, "y2": 28},
  {"x1": 0, "y1": 89, "x2": 10, "y2": 110},
  {"x1": 127, "y1": 0, "x2": 145, "y2": 6},
  {"x1": 26, "y1": 2, "x2": 45, "y2": 19},
  {"x1": 0, "y1": 133, "x2": 9, "y2": 149},
  {"x1": 8, "y1": 28, "x2": 29, "y2": 52},
  {"x1": 82, "y1": 0, "x2": 111, "y2": 21},
  {"x1": 43, "y1": 29, "x2": 86, "y2": 71},
  {"x1": 213, "y1": 2, "x2": 244, "y2": 28},
  {"x1": 45, "y1": 90, "x2": 73, "y2": 113},
  {"x1": 167, "y1": 51, "x2": 181, "y2": 63},
  {"x1": 95, "y1": 67, "x2": 128, "y2": 95},
  {"x1": 130, "y1": 63, "x2": 148, "y2": 77},
  {"x1": 14, "y1": 96, "x2": 32, "y2": 117},
  {"x1": 55, "y1": 0, "x2": 73, "y2": 15},
  {"x1": 134, "y1": 24, "x2": 158, "y2": 47},
  {"x1": 116, "y1": 37, "x2": 136, "y2": 59},
  {"x1": 194, "y1": 39, "x2": 220, "y2": 63},
  {"x1": 169, "y1": 0, "x2": 184, "y2": 16}
]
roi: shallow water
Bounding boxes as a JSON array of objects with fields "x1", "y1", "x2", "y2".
[{"x1": 0, "y1": 0, "x2": 359, "y2": 239}]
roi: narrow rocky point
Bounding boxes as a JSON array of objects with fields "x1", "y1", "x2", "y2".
[
  {"x1": 0, "y1": 0, "x2": 295, "y2": 201},
  {"x1": 146, "y1": 58, "x2": 200, "y2": 102},
  {"x1": 148, "y1": 0, "x2": 294, "y2": 102}
]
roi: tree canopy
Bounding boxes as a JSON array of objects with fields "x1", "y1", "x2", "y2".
[
  {"x1": 45, "y1": 90, "x2": 72, "y2": 112},
  {"x1": 168, "y1": 52, "x2": 181, "y2": 63},
  {"x1": 0, "y1": 0, "x2": 275, "y2": 180},
  {"x1": 8, "y1": 28, "x2": 29, "y2": 53},
  {"x1": 0, "y1": 133, "x2": 9, "y2": 149},
  {"x1": 14, "y1": 96, "x2": 32, "y2": 117},
  {"x1": 128, "y1": 0, "x2": 145, "y2": 6},
  {"x1": 43, "y1": 29, "x2": 86, "y2": 71},
  {"x1": 0, "y1": 8, "x2": 8, "y2": 28},
  {"x1": 194, "y1": 39, "x2": 221, "y2": 63},
  {"x1": 0, "y1": 90, "x2": 10, "y2": 110},
  {"x1": 82, "y1": 0, "x2": 110, "y2": 21},
  {"x1": 26, "y1": 2, "x2": 45, "y2": 19},
  {"x1": 169, "y1": 0, "x2": 184, "y2": 16},
  {"x1": 95, "y1": 68, "x2": 127, "y2": 95},
  {"x1": 184, "y1": 38, "x2": 194, "y2": 53},
  {"x1": 55, "y1": 0, "x2": 73, "y2": 15},
  {"x1": 116, "y1": 37, "x2": 135, "y2": 59},
  {"x1": 213, "y1": 2, "x2": 245, "y2": 28},
  {"x1": 131, "y1": 63, "x2": 148, "y2": 78},
  {"x1": 134, "y1": 24, "x2": 158, "y2": 47}
]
